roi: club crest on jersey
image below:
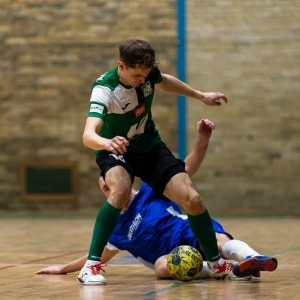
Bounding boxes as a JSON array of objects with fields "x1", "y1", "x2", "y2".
[
  {"x1": 141, "y1": 81, "x2": 153, "y2": 98},
  {"x1": 134, "y1": 104, "x2": 145, "y2": 118}
]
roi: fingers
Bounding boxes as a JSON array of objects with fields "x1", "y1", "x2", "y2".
[
  {"x1": 203, "y1": 119, "x2": 215, "y2": 130},
  {"x1": 197, "y1": 119, "x2": 215, "y2": 132},
  {"x1": 35, "y1": 269, "x2": 49, "y2": 274},
  {"x1": 215, "y1": 93, "x2": 228, "y2": 104},
  {"x1": 108, "y1": 136, "x2": 129, "y2": 154},
  {"x1": 35, "y1": 268, "x2": 66, "y2": 275},
  {"x1": 221, "y1": 95, "x2": 228, "y2": 103}
]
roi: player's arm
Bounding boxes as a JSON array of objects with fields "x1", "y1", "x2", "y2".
[
  {"x1": 101, "y1": 245, "x2": 119, "y2": 263},
  {"x1": 35, "y1": 254, "x2": 88, "y2": 275},
  {"x1": 184, "y1": 119, "x2": 214, "y2": 177},
  {"x1": 83, "y1": 117, "x2": 129, "y2": 154},
  {"x1": 156, "y1": 73, "x2": 228, "y2": 106},
  {"x1": 35, "y1": 246, "x2": 119, "y2": 275}
]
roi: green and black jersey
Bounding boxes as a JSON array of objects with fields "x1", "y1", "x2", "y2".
[{"x1": 88, "y1": 67, "x2": 163, "y2": 155}]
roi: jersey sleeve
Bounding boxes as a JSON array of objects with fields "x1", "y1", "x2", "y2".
[
  {"x1": 87, "y1": 85, "x2": 111, "y2": 119},
  {"x1": 108, "y1": 229, "x2": 124, "y2": 250},
  {"x1": 154, "y1": 67, "x2": 163, "y2": 84}
]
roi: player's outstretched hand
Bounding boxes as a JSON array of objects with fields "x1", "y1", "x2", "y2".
[
  {"x1": 201, "y1": 92, "x2": 228, "y2": 106},
  {"x1": 35, "y1": 266, "x2": 66, "y2": 275}
]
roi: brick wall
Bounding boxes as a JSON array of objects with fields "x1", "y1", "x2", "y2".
[
  {"x1": 0, "y1": 0, "x2": 299, "y2": 215},
  {"x1": 186, "y1": 0, "x2": 300, "y2": 216},
  {"x1": 0, "y1": 0, "x2": 177, "y2": 210}
]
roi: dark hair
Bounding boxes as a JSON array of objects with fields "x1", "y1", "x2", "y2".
[{"x1": 119, "y1": 39, "x2": 158, "y2": 69}]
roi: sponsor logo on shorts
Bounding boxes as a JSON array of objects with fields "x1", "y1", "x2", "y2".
[
  {"x1": 134, "y1": 104, "x2": 145, "y2": 118},
  {"x1": 90, "y1": 104, "x2": 104, "y2": 114},
  {"x1": 109, "y1": 154, "x2": 125, "y2": 163}
]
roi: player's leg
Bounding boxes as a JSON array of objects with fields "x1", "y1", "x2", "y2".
[
  {"x1": 154, "y1": 255, "x2": 210, "y2": 279},
  {"x1": 154, "y1": 255, "x2": 172, "y2": 278},
  {"x1": 78, "y1": 166, "x2": 132, "y2": 285},
  {"x1": 163, "y1": 172, "x2": 232, "y2": 279},
  {"x1": 221, "y1": 238, "x2": 278, "y2": 277}
]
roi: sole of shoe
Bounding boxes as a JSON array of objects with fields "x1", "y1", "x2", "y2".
[
  {"x1": 229, "y1": 274, "x2": 252, "y2": 281},
  {"x1": 77, "y1": 276, "x2": 106, "y2": 285},
  {"x1": 233, "y1": 256, "x2": 277, "y2": 277}
]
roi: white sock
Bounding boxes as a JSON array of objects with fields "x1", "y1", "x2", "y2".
[
  {"x1": 198, "y1": 261, "x2": 209, "y2": 279},
  {"x1": 222, "y1": 240, "x2": 260, "y2": 262}
]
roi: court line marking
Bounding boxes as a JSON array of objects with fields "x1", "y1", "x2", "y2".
[
  {"x1": 0, "y1": 251, "x2": 86, "y2": 271},
  {"x1": 1, "y1": 263, "x2": 297, "y2": 269},
  {"x1": 0, "y1": 254, "x2": 142, "y2": 271},
  {"x1": 0, "y1": 264, "x2": 144, "y2": 268},
  {"x1": 142, "y1": 282, "x2": 187, "y2": 296},
  {"x1": 2, "y1": 246, "x2": 299, "y2": 296},
  {"x1": 141, "y1": 247, "x2": 300, "y2": 296}
]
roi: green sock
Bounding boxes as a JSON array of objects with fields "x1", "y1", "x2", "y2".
[
  {"x1": 188, "y1": 209, "x2": 220, "y2": 262},
  {"x1": 88, "y1": 201, "x2": 121, "y2": 261}
]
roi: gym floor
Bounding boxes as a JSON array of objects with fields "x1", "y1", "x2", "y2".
[{"x1": 1, "y1": 215, "x2": 299, "y2": 299}]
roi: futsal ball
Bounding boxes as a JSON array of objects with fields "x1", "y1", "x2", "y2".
[{"x1": 167, "y1": 245, "x2": 203, "y2": 282}]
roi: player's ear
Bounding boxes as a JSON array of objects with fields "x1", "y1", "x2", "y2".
[{"x1": 118, "y1": 61, "x2": 125, "y2": 70}]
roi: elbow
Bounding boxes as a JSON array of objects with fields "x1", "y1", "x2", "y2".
[{"x1": 82, "y1": 132, "x2": 89, "y2": 147}]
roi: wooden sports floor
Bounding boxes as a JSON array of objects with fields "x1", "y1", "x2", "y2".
[{"x1": 1, "y1": 215, "x2": 299, "y2": 300}]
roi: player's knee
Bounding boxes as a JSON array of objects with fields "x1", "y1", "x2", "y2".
[
  {"x1": 109, "y1": 185, "x2": 131, "y2": 208},
  {"x1": 182, "y1": 193, "x2": 205, "y2": 215},
  {"x1": 154, "y1": 256, "x2": 171, "y2": 279}
]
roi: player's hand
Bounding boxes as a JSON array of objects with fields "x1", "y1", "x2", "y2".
[
  {"x1": 106, "y1": 136, "x2": 129, "y2": 154},
  {"x1": 201, "y1": 92, "x2": 228, "y2": 106},
  {"x1": 197, "y1": 119, "x2": 215, "y2": 142},
  {"x1": 35, "y1": 266, "x2": 66, "y2": 275}
]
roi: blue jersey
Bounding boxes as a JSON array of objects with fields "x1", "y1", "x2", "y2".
[{"x1": 108, "y1": 183, "x2": 232, "y2": 269}]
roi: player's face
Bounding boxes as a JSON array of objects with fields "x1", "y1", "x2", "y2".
[{"x1": 118, "y1": 61, "x2": 152, "y2": 87}]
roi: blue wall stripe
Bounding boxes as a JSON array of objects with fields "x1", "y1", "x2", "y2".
[{"x1": 177, "y1": 0, "x2": 187, "y2": 160}]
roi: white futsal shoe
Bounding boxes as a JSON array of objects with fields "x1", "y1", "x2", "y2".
[
  {"x1": 77, "y1": 262, "x2": 107, "y2": 285},
  {"x1": 207, "y1": 258, "x2": 233, "y2": 280}
]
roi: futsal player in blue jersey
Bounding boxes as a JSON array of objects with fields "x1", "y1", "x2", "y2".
[{"x1": 36, "y1": 119, "x2": 277, "y2": 280}]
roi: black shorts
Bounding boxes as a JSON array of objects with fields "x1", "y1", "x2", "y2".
[{"x1": 96, "y1": 142, "x2": 186, "y2": 195}]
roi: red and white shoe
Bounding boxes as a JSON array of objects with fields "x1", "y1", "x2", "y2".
[
  {"x1": 207, "y1": 258, "x2": 233, "y2": 280},
  {"x1": 77, "y1": 262, "x2": 107, "y2": 285}
]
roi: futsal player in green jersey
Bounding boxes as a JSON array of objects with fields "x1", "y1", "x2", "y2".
[{"x1": 78, "y1": 39, "x2": 231, "y2": 285}]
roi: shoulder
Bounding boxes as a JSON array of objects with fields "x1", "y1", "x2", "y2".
[
  {"x1": 146, "y1": 67, "x2": 163, "y2": 84},
  {"x1": 90, "y1": 67, "x2": 120, "y2": 107},
  {"x1": 93, "y1": 67, "x2": 119, "y2": 91}
]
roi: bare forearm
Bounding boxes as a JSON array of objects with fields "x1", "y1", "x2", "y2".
[
  {"x1": 60, "y1": 254, "x2": 88, "y2": 273},
  {"x1": 157, "y1": 74, "x2": 228, "y2": 106},
  {"x1": 82, "y1": 130, "x2": 109, "y2": 151},
  {"x1": 184, "y1": 142, "x2": 208, "y2": 177},
  {"x1": 157, "y1": 74, "x2": 204, "y2": 100},
  {"x1": 184, "y1": 119, "x2": 214, "y2": 177},
  {"x1": 101, "y1": 247, "x2": 119, "y2": 262}
]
